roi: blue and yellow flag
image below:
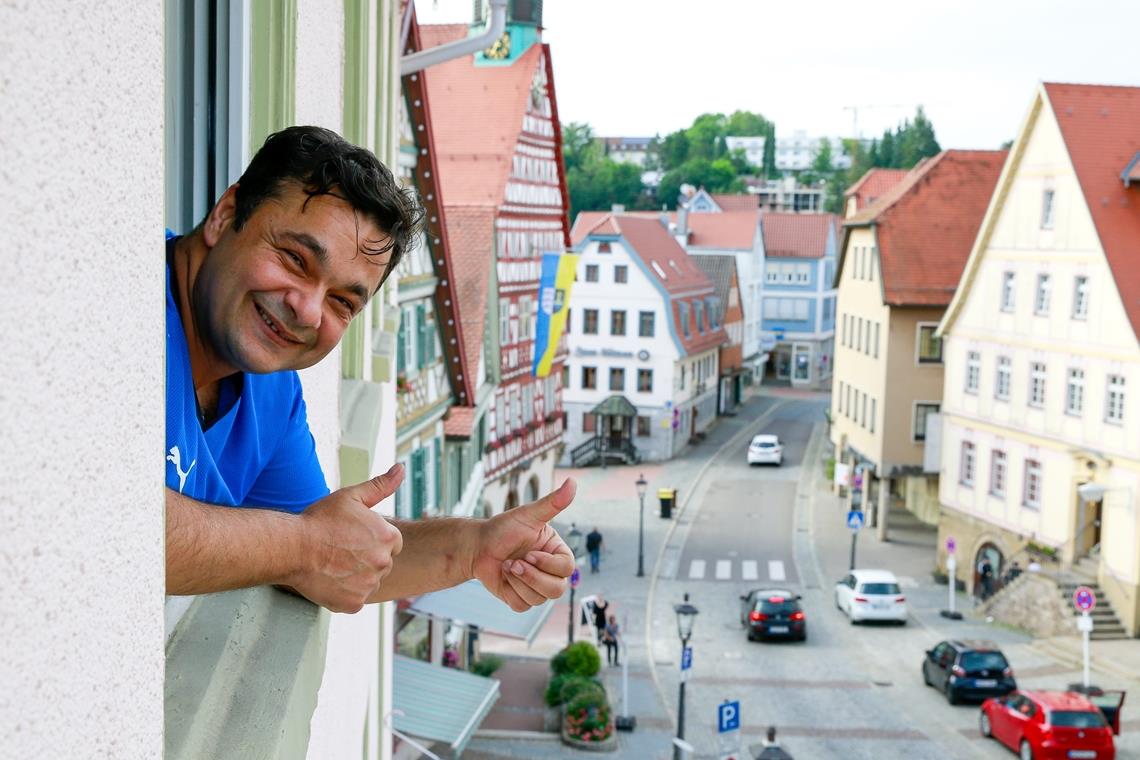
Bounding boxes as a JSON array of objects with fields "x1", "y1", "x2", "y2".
[{"x1": 532, "y1": 251, "x2": 579, "y2": 377}]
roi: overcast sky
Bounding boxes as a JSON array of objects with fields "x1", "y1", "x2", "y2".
[{"x1": 416, "y1": 0, "x2": 1139, "y2": 150}]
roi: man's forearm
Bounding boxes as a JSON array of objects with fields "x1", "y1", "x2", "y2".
[
  {"x1": 166, "y1": 488, "x2": 302, "y2": 595},
  {"x1": 366, "y1": 517, "x2": 481, "y2": 602}
]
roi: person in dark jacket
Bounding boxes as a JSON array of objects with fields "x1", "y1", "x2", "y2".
[
  {"x1": 591, "y1": 594, "x2": 610, "y2": 644},
  {"x1": 586, "y1": 527, "x2": 604, "y2": 573}
]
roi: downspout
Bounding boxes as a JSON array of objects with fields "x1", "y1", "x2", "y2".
[{"x1": 399, "y1": 0, "x2": 508, "y2": 75}]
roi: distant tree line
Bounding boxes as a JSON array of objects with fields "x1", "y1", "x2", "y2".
[{"x1": 562, "y1": 107, "x2": 941, "y2": 218}]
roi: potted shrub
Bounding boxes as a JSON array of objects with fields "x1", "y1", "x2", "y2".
[{"x1": 562, "y1": 688, "x2": 616, "y2": 751}]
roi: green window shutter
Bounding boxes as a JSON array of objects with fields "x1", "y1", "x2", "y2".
[
  {"x1": 397, "y1": 310, "x2": 407, "y2": 375},
  {"x1": 249, "y1": 0, "x2": 297, "y2": 150},
  {"x1": 433, "y1": 438, "x2": 441, "y2": 512},
  {"x1": 416, "y1": 304, "x2": 427, "y2": 368},
  {"x1": 411, "y1": 449, "x2": 425, "y2": 519}
]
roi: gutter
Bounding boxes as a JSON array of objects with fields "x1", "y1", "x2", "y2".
[{"x1": 399, "y1": 0, "x2": 508, "y2": 75}]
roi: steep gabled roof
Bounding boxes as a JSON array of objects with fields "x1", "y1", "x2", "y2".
[
  {"x1": 419, "y1": 24, "x2": 545, "y2": 208},
  {"x1": 571, "y1": 209, "x2": 759, "y2": 251},
  {"x1": 1044, "y1": 82, "x2": 1140, "y2": 337},
  {"x1": 760, "y1": 212, "x2": 836, "y2": 259},
  {"x1": 842, "y1": 150, "x2": 1006, "y2": 307}
]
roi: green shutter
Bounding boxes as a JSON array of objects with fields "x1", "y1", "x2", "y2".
[
  {"x1": 397, "y1": 310, "x2": 407, "y2": 374},
  {"x1": 416, "y1": 304, "x2": 427, "y2": 368},
  {"x1": 433, "y1": 438, "x2": 441, "y2": 512},
  {"x1": 411, "y1": 449, "x2": 425, "y2": 519}
]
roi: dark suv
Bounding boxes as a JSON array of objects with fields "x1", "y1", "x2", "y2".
[
  {"x1": 922, "y1": 639, "x2": 1016, "y2": 704},
  {"x1": 739, "y1": 589, "x2": 806, "y2": 642}
]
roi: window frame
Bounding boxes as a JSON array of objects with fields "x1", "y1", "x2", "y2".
[
  {"x1": 1072, "y1": 275, "x2": 1089, "y2": 320},
  {"x1": 1066, "y1": 367, "x2": 1085, "y2": 416},
  {"x1": 1041, "y1": 188, "x2": 1055, "y2": 230},
  {"x1": 1023, "y1": 459, "x2": 1042, "y2": 509},
  {"x1": 585, "y1": 264, "x2": 599, "y2": 282},
  {"x1": 583, "y1": 308, "x2": 599, "y2": 335},
  {"x1": 1034, "y1": 273, "x2": 1051, "y2": 316},
  {"x1": 614, "y1": 264, "x2": 628, "y2": 284},
  {"x1": 1029, "y1": 362, "x2": 1046, "y2": 408},
  {"x1": 1001, "y1": 271, "x2": 1016, "y2": 313},
  {"x1": 989, "y1": 450, "x2": 1007, "y2": 497},
  {"x1": 1106, "y1": 374, "x2": 1125, "y2": 424},
  {"x1": 915, "y1": 323, "x2": 943, "y2": 365},
  {"x1": 913, "y1": 402, "x2": 940, "y2": 442},
  {"x1": 965, "y1": 351, "x2": 981, "y2": 394},
  {"x1": 581, "y1": 365, "x2": 597, "y2": 390},
  {"x1": 609, "y1": 367, "x2": 625, "y2": 392},
  {"x1": 638, "y1": 310, "x2": 655, "y2": 337},
  {"x1": 610, "y1": 309, "x2": 627, "y2": 337},
  {"x1": 995, "y1": 356, "x2": 1011, "y2": 401},
  {"x1": 959, "y1": 441, "x2": 976, "y2": 487},
  {"x1": 637, "y1": 368, "x2": 653, "y2": 393}
]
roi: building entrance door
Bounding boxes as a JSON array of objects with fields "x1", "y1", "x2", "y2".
[{"x1": 607, "y1": 415, "x2": 626, "y2": 450}]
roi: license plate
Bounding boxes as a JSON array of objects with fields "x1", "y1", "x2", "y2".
[
  {"x1": 975, "y1": 679, "x2": 997, "y2": 688},
  {"x1": 1068, "y1": 751, "x2": 1096, "y2": 759},
  {"x1": 873, "y1": 603, "x2": 889, "y2": 610},
  {"x1": 769, "y1": 626, "x2": 789, "y2": 634}
]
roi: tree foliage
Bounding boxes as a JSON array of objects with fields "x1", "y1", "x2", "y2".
[{"x1": 562, "y1": 121, "x2": 654, "y2": 220}]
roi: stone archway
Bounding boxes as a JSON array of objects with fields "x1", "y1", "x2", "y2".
[{"x1": 973, "y1": 541, "x2": 1004, "y2": 601}]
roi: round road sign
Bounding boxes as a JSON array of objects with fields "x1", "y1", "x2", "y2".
[
  {"x1": 1072, "y1": 586, "x2": 1096, "y2": 613},
  {"x1": 946, "y1": 537, "x2": 957, "y2": 554},
  {"x1": 570, "y1": 568, "x2": 581, "y2": 589}
]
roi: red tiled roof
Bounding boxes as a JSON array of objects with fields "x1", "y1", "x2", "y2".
[
  {"x1": 760, "y1": 212, "x2": 837, "y2": 259},
  {"x1": 445, "y1": 205, "x2": 497, "y2": 380},
  {"x1": 710, "y1": 193, "x2": 760, "y2": 211},
  {"x1": 420, "y1": 24, "x2": 545, "y2": 207},
  {"x1": 574, "y1": 214, "x2": 727, "y2": 356},
  {"x1": 844, "y1": 168, "x2": 909, "y2": 213},
  {"x1": 444, "y1": 406, "x2": 477, "y2": 438},
  {"x1": 846, "y1": 150, "x2": 1006, "y2": 307},
  {"x1": 571, "y1": 210, "x2": 759, "y2": 251},
  {"x1": 1044, "y1": 82, "x2": 1140, "y2": 337}
]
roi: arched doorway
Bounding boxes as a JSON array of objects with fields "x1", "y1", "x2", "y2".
[
  {"x1": 505, "y1": 489, "x2": 519, "y2": 511},
  {"x1": 973, "y1": 542, "x2": 1004, "y2": 600},
  {"x1": 525, "y1": 476, "x2": 540, "y2": 504}
]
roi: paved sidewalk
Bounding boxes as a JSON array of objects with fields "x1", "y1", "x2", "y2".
[{"x1": 469, "y1": 390, "x2": 788, "y2": 759}]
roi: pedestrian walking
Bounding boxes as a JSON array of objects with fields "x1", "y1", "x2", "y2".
[
  {"x1": 755, "y1": 726, "x2": 794, "y2": 759},
  {"x1": 602, "y1": 614, "x2": 621, "y2": 667},
  {"x1": 586, "y1": 526, "x2": 604, "y2": 573},
  {"x1": 979, "y1": 558, "x2": 994, "y2": 600},
  {"x1": 591, "y1": 593, "x2": 610, "y2": 644}
]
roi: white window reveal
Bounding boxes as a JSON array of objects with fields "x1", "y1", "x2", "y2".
[
  {"x1": 1066, "y1": 368, "x2": 1084, "y2": 416},
  {"x1": 1029, "y1": 362, "x2": 1046, "y2": 408},
  {"x1": 1106, "y1": 374, "x2": 1126, "y2": 424},
  {"x1": 1001, "y1": 271, "x2": 1016, "y2": 312},
  {"x1": 995, "y1": 356, "x2": 1011, "y2": 400},
  {"x1": 1041, "y1": 188, "x2": 1055, "y2": 229},
  {"x1": 1023, "y1": 459, "x2": 1042, "y2": 509},
  {"x1": 959, "y1": 441, "x2": 976, "y2": 487},
  {"x1": 989, "y1": 450, "x2": 1006, "y2": 497},
  {"x1": 1034, "y1": 274, "x2": 1051, "y2": 316},
  {"x1": 965, "y1": 351, "x2": 980, "y2": 394},
  {"x1": 1072, "y1": 275, "x2": 1089, "y2": 320}
]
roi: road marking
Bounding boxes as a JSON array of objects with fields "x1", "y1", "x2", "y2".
[
  {"x1": 741, "y1": 560, "x2": 759, "y2": 580},
  {"x1": 688, "y1": 559, "x2": 706, "y2": 579},
  {"x1": 715, "y1": 560, "x2": 732, "y2": 580},
  {"x1": 768, "y1": 560, "x2": 786, "y2": 581}
]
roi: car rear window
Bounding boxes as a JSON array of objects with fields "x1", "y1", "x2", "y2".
[
  {"x1": 1049, "y1": 711, "x2": 1108, "y2": 728},
  {"x1": 961, "y1": 652, "x2": 1008, "y2": 671},
  {"x1": 859, "y1": 582, "x2": 901, "y2": 595},
  {"x1": 757, "y1": 598, "x2": 799, "y2": 613},
  {"x1": 753, "y1": 441, "x2": 775, "y2": 448}
]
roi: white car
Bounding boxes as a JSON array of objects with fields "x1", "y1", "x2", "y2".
[
  {"x1": 747, "y1": 434, "x2": 783, "y2": 466},
  {"x1": 835, "y1": 569, "x2": 908, "y2": 625}
]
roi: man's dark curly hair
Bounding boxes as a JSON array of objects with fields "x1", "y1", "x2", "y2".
[{"x1": 231, "y1": 126, "x2": 423, "y2": 286}]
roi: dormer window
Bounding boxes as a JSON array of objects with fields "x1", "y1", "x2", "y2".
[{"x1": 598, "y1": 242, "x2": 611, "y2": 254}]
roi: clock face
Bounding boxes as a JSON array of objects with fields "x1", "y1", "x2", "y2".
[{"x1": 484, "y1": 31, "x2": 511, "y2": 60}]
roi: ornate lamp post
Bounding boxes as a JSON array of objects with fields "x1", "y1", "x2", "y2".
[
  {"x1": 673, "y1": 593, "x2": 699, "y2": 760},
  {"x1": 566, "y1": 523, "x2": 583, "y2": 644},
  {"x1": 636, "y1": 473, "x2": 648, "y2": 578}
]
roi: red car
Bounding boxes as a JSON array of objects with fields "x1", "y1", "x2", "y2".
[{"x1": 980, "y1": 689, "x2": 1124, "y2": 760}]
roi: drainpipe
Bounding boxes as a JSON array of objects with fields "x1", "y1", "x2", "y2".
[{"x1": 399, "y1": 0, "x2": 509, "y2": 75}]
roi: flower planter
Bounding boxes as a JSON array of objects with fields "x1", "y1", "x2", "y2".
[{"x1": 560, "y1": 704, "x2": 617, "y2": 752}]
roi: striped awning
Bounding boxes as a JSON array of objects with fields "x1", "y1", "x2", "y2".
[
  {"x1": 408, "y1": 579, "x2": 554, "y2": 644},
  {"x1": 392, "y1": 655, "x2": 499, "y2": 757}
]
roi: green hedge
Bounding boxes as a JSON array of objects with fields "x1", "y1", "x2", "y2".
[
  {"x1": 471, "y1": 654, "x2": 504, "y2": 678},
  {"x1": 550, "y1": 642, "x2": 600, "y2": 678}
]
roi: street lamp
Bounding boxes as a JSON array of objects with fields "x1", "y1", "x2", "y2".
[
  {"x1": 566, "y1": 523, "x2": 583, "y2": 645},
  {"x1": 672, "y1": 593, "x2": 699, "y2": 760},
  {"x1": 635, "y1": 473, "x2": 648, "y2": 578}
]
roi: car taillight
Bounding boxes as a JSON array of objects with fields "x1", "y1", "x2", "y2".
[
  {"x1": 854, "y1": 596, "x2": 869, "y2": 603},
  {"x1": 895, "y1": 596, "x2": 906, "y2": 603},
  {"x1": 749, "y1": 611, "x2": 766, "y2": 621},
  {"x1": 790, "y1": 611, "x2": 805, "y2": 621},
  {"x1": 952, "y1": 665, "x2": 966, "y2": 677}
]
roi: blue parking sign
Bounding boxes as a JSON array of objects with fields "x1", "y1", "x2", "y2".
[
  {"x1": 680, "y1": 646, "x2": 692, "y2": 671},
  {"x1": 718, "y1": 700, "x2": 740, "y2": 733}
]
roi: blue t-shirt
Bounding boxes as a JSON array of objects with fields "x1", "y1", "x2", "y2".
[{"x1": 165, "y1": 235, "x2": 330, "y2": 512}]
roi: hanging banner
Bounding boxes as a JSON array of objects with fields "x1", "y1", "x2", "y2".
[{"x1": 532, "y1": 251, "x2": 579, "y2": 377}]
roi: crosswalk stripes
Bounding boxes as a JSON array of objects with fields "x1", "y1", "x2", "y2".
[{"x1": 684, "y1": 558, "x2": 789, "y2": 583}]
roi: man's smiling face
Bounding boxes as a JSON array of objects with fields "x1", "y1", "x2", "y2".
[{"x1": 193, "y1": 182, "x2": 391, "y2": 375}]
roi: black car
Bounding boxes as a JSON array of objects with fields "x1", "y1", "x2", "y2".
[
  {"x1": 739, "y1": 589, "x2": 806, "y2": 642},
  {"x1": 922, "y1": 639, "x2": 1016, "y2": 704}
]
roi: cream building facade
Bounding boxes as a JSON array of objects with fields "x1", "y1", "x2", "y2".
[
  {"x1": 937, "y1": 83, "x2": 1140, "y2": 637},
  {"x1": 830, "y1": 152, "x2": 1006, "y2": 535}
]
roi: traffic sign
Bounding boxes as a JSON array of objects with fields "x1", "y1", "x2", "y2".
[
  {"x1": 681, "y1": 646, "x2": 693, "y2": 671},
  {"x1": 717, "y1": 701, "x2": 740, "y2": 733},
  {"x1": 946, "y1": 537, "x2": 956, "y2": 555},
  {"x1": 853, "y1": 473, "x2": 864, "y2": 490},
  {"x1": 570, "y1": 568, "x2": 580, "y2": 589},
  {"x1": 1073, "y1": 586, "x2": 1097, "y2": 613},
  {"x1": 846, "y1": 510, "x2": 865, "y2": 531}
]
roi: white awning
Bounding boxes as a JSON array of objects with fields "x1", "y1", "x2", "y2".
[
  {"x1": 392, "y1": 654, "x2": 499, "y2": 757},
  {"x1": 409, "y1": 579, "x2": 554, "y2": 644}
]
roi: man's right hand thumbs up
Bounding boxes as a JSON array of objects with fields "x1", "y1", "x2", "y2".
[{"x1": 288, "y1": 463, "x2": 405, "y2": 613}]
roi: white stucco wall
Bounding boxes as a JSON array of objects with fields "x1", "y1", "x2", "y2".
[{"x1": 0, "y1": 3, "x2": 164, "y2": 756}]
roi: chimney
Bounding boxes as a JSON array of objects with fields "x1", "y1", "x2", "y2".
[{"x1": 674, "y1": 206, "x2": 689, "y2": 246}]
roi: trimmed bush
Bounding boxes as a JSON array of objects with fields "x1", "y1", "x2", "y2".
[
  {"x1": 471, "y1": 654, "x2": 504, "y2": 678},
  {"x1": 545, "y1": 673, "x2": 571, "y2": 706},
  {"x1": 550, "y1": 641, "x2": 601, "y2": 678},
  {"x1": 560, "y1": 675, "x2": 604, "y2": 705}
]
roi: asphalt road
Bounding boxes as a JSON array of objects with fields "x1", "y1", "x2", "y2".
[{"x1": 652, "y1": 399, "x2": 1022, "y2": 759}]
